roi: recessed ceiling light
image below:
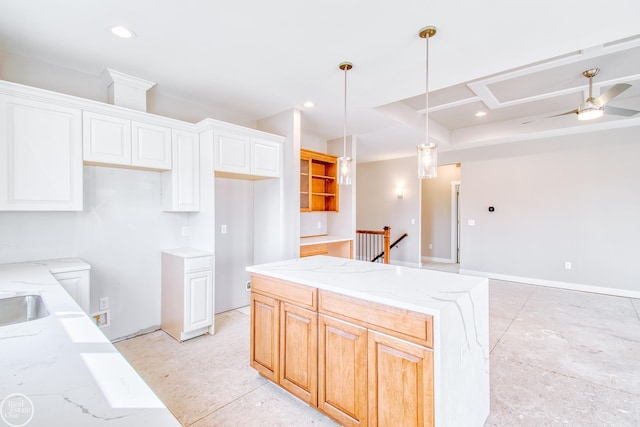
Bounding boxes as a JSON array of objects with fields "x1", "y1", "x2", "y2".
[
  {"x1": 475, "y1": 111, "x2": 487, "y2": 117},
  {"x1": 111, "y1": 26, "x2": 136, "y2": 39},
  {"x1": 303, "y1": 101, "x2": 315, "y2": 108}
]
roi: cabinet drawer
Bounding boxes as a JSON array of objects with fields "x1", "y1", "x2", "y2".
[
  {"x1": 300, "y1": 243, "x2": 328, "y2": 257},
  {"x1": 319, "y1": 290, "x2": 433, "y2": 348},
  {"x1": 185, "y1": 256, "x2": 213, "y2": 273},
  {"x1": 251, "y1": 274, "x2": 317, "y2": 311}
]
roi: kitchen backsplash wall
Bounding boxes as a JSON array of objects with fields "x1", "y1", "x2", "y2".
[{"x1": 0, "y1": 165, "x2": 188, "y2": 340}]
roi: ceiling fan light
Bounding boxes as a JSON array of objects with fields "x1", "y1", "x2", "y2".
[{"x1": 577, "y1": 107, "x2": 604, "y2": 121}]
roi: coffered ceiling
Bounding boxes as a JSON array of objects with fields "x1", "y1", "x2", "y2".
[{"x1": 0, "y1": 0, "x2": 638, "y2": 163}]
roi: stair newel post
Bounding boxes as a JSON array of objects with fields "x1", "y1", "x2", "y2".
[{"x1": 383, "y1": 226, "x2": 391, "y2": 264}]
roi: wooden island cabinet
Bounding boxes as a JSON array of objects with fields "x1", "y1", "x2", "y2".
[{"x1": 248, "y1": 256, "x2": 490, "y2": 427}]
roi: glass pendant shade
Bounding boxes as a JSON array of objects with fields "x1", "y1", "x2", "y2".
[
  {"x1": 338, "y1": 156, "x2": 352, "y2": 185},
  {"x1": 417, "y1": 142, "x2": 437, "y2": 179}
]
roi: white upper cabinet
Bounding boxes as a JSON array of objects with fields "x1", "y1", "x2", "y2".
[
  {"x1": 214, "y1": 131, "x2": 250, "y2": 175},
  {"x1": 214, "y1": 130, "x2": 281, "y2": 178},
  {"x1": 131, "y1": 121, "x2": 172, "y2": 170},
  {"x1": 251, "y1": 138, "x2": 280, "y2": 178},
  {"x1": 83, "y1": 111, "x2": 171, "y2": 170},
  {"x1": 0, "y1": 94, "x2": 83, "y2": 211},
  {"x1": 162, "y1": 129, "x2": 200, "y2": 212},
  {"x1": 83, "y1": 112, "x2": 131, "y2": 166}
]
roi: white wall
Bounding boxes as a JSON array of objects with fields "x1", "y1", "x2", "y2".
[
  {"x1": 0, "y1": 166, "x2": 189, "y2": 340},
  {"x1": 258, "y1": 109, "x2": 300, "y2": 259},
  {"x1": 357, "y1": 156, "x2": 421, "y2": 266},
  {"x1": 440, "y1": 125, "x2": 640, "y2": 296},
  {"x1": 421, "y1": 164, "x2": 460, "y2": 261},
  {"x1": 0, "y1": 49, "x2": 256, "y2": 128},
  {"x1": 214, "y1": 178, "x2": 253, "y2": 313}
]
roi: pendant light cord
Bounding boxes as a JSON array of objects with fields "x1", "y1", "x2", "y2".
[
  {"x1": 425, "y1": 30, "x2": 430, "y2": 146},
  {"x1": 343, "y1": 65, "x2": 348, "y2": 157}
]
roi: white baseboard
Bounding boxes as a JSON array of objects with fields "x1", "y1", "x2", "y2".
[
  {"x1": 459, "y1": 269, "x2": 640, "y2": 299},
  {"x1": 421, "y1": 256, "x2": 456, "y2": 264}
]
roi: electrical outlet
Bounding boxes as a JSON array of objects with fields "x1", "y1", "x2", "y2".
[
  {"x1": 92, "y1": 310, "x2": 111, "y2": 328},
  {"x1": 221, "y1": 224, "x2": 227, "y2": 234},
  {"x1": 565, "y1": 261, "x2": 572, "y2": 270},
  {"x1": 317, "y1": 221, "x2": 322, "y2": 229},
  {"x1": 428, "y1": 243, "x2": 433, "y2": 249},
  {"x1": 181, "y1": 226, "x2": 189, "y2": 237},
  {"x1": 99, "y1": 297, "x2": 109, "y2": 310}
]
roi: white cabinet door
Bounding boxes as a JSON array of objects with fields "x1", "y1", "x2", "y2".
[
  {"x1": 184, "y1": 270, "x2": 213, "y2": 333},
  {"x1": 83, "y1": 111, "x2": 131, "y2": 166},
  {"x1": 214, "y1": 131, "x2": 250, "y2": 174},
  {"x1": 162, "y1": 130, "x2": 199, "y2": 212},
  {"x1": 0, "y1": 95, "x2": 83, "y2": 211},
  {"x1": 251, "y1": 138, "x2": 280, "y2": 177},
  {"x1": 132, "y1": 121, "x2": 172, "y2": 170},
  {"x1": 52, "y1": 270, "x2": 90, "y2": 314}
]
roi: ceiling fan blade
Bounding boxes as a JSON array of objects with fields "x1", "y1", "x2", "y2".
[
  {"x1": 523, "y1": 109, "x2": 578, "y2": 124},
  {"x1": 604, "y1": 105, "x2": 640, "y2": 117},
  {"x1": 594, "y1": 83, "x2": 631, "y2": 106}
]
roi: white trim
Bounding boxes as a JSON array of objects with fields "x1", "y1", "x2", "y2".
[
  {"x1": 421, "y1": 256, "x2": 454, "y2": 263},
  {"x1": 450, "y1": 180, "x2": 460, "y2": 264},
  {"x1": 459, "y1": 269, "x2": 640, "y2": 299},
  {"x1": 390, "y1": 260, "x2": 421, "y2": 268}
]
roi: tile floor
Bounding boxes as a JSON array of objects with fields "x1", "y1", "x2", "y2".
[{"x1": 115, "y1": 280, "x2": 640, "y2": 426}]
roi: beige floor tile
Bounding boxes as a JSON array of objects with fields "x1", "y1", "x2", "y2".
[
  {"x1": 116, "y1": 284, "x2": 640, "y2": 426},
  {"x1": 488, "y1": 280, "x2": 537, "y2": 320},
  {"x1": 489, "y1": 315, "x2": 513, "y2": 353},
  {"x1": 486, "y1": 357, "x2": 640, "y2": 427},
  {"x1": 491, "y1": 310, "x2": 640, "y2": 393},
  {"x1": 190, "y1": 382, "x2": 339, "y2": 427}
]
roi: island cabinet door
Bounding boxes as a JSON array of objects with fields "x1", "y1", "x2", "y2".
[
  {"x1": 318, "y1": 315, "x2": 368, "y2": 427},
  {"x1": 367, "y1": 332, "x2": 434, "y2": 427},
  {"x1": 250, "y1": 292, "x2": 280, "y2": 383},
  {"x1": 279, "y1": 302, "x2": 318, "y2": 406}
]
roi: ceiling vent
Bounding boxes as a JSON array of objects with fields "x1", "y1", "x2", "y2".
[{"x1": 101, "y1": 68, "x2": 156, "y2": 112}]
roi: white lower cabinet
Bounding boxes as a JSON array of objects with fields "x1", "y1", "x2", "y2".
[
  {"x1": 52, "y1": 269, "x2": 91, "y2": 314},
  {"x1": 0, "y1": 93, "x2": 83, "y2": 211},
  {"x1": 161, "y1": 249, "x2": 214, "y2": 342}
]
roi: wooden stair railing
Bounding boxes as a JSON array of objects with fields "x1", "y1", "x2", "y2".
[{"x1": 356, "y1": 226, "x2": 393, "y2": 263}]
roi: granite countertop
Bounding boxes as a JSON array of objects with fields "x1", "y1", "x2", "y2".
[
  {"x1": 0, "y1": 259, "x2": 179, "y2": 426},
  {"x1": 299, "y1": 235, "x2": 354, "y2": 246},
  {"x1": 246, "y1": 255, "x2": 487, "y2": 316}
]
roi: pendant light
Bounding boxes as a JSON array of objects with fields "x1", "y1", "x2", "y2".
[
  {"x1": 337, "y1": 62, "x2": 353, "y2": 185},
  {"x1": 417, "y1": 26, "x2": 437, "y2": 179}
]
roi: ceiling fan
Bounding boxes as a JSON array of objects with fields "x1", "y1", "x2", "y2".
[{"x1": 531, "y1": 68, "x2": 639, "y2": 122}]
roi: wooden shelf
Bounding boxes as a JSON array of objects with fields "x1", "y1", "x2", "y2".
[{"x1": 300, "y1": 149, "x2": 339, "y2": 212}]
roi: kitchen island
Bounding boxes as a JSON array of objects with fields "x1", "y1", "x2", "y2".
[
  {"x1": 0, "y1": 259, "x2": 180, "y2": 426},
  {"x1": 247, "y1": 255, "x2": 489, "y2": 427}
]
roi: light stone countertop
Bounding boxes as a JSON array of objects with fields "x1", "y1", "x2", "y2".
[
  {"x1": 247, "y1": 254, "x2": 486, "y2": 316},
  {"x1": 0, "y1": 259, "x2": 180, "y2": 426}
]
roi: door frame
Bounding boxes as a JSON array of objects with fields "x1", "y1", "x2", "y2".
[{"x1": 450, "y1": 181, "x2": 461, "y2": 263}]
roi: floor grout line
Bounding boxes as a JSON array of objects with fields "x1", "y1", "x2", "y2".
[
  {"x1": 489, "y1": 286, "x2": 537, "y2": 354},
  {"x1": 185, "y1": 383, "x2": 268, "y2": 426},
  {"x1": 630, "y1": 298, "x2": 640, "y2": 323},
  {"x1": 503, "y1": 357, "x2": 640, "y2": 398}
]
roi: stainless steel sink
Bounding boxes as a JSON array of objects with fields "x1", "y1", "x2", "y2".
[{"x1": 0, "y1": 293, "x2": 49, "y2": 326}]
